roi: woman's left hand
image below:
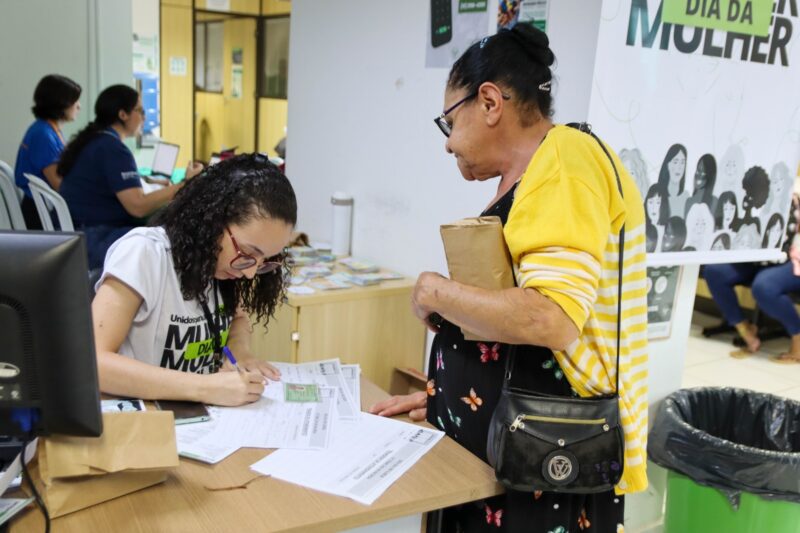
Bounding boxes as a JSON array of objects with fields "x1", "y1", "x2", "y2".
[
  {"x1": 223, "y1": 357, "x2": 281, "y2": 381},
  {"x1": 412, "y1": 272, "x2": 447, "y2": 332}
]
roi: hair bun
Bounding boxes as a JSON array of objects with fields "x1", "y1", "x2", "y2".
[{"x1": 510, "y1": 24, "x2": 555, "y2": 68}]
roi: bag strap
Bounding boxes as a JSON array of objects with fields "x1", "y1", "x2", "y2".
[{"x1": 505, "y1": 123, "x2": 624, "y2": 395}]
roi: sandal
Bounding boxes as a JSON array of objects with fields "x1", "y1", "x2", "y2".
[
  {"x1": 771, "y1": 353, "x2": 800, "y2": 364},
  {"x1": 734, "y1": 323, "x2": 761, "y2": 354},
  {"x1": 730, "y1": 349, "x2": 754, "y2": 359}
]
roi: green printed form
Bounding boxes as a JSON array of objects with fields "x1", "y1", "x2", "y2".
[{"x1": 285, "y1": 383, "x2": 321, "y2": 402}]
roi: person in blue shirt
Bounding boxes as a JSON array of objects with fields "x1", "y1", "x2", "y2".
[
  {"x1": 59, "y1": 85, "x2": 202, "y2": 269},
  {"x1": 14, "y1": 74, "x2": 82, "y2": 229}
]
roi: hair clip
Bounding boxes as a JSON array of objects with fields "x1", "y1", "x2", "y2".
[
  {"x1": 479, "y1": 36, "x2": 490, "y2": 49},
  {"x1": 538, "y1": 80, "x2": 552, "y2": 92}
]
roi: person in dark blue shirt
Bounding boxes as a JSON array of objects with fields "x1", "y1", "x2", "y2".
[
  {"x1": 59, "y1": 85, "x2": 201, "y2": 269},
  {"x1": 14, "y1": 74, "x2": 82, "y2": 229}
]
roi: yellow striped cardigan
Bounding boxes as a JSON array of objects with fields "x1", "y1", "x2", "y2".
[{"x1": 504, "y1": 125, "x2": 649, "y2": 495}]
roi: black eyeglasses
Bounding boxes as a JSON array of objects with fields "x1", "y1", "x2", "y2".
[
  {"x1": 432, "y1": 92, "x2": 511, "y2": 137},
  {"x1": 433, "y1": 93, "x2": 476, "y2": 137}
]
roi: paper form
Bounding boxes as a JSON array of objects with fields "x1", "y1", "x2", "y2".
[
  {"x1": 250, "y1": 413, "x2": 444, "y2": 505},
  {"x1": 175, "y1": 385, "x2": 338, "y2": 464},
  {"x1": 340, "y1": 364, "x2": 361, "y2": 411},
  {"x1": 272, "y1": 359, "x2": 359, "y2": 420}
]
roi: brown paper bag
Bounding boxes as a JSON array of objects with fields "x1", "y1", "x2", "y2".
[
  {"x1": 440, "y1": 216, "x2": 515, "y2": 341},
  {"x1": 30, "y1": 410, "x2": 179, "y2": 517}
]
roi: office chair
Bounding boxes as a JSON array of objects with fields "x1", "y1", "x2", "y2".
[
  {"x1": 24, "y1": 173, "x2": 74, "y2": 231},
  {"x1": 0, "y1": 161, "x2": 26, "y2": 229}
]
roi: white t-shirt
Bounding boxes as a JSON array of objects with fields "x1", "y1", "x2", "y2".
[{"x1": 97, "y1": 227, "x2": 229, "y2": 374}]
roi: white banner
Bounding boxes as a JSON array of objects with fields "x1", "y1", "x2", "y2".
[{"x1": 588, "y1": 0, "x2": 800, "y2": 266}]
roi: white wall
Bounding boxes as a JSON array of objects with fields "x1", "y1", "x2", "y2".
[
  {"x1": 0, "y1": 0, "x2": 133, "y2": 167},
  {"x1": 132, "y1": 0, "x2": 159, "y2": 37},
  {"x1": 286, "y1": 0, "x2": 602, "y2": 279}
]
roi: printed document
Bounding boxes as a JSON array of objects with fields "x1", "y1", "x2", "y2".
[
  {"x1": 175, "y1": 385, "x2": 338, "y2": 463},
  {"x1": 271, "y1": 359, "x2": 359, "y2": 420},
  {"x1": 250, "y1": 413, "x2": 444, "y2": 505}
]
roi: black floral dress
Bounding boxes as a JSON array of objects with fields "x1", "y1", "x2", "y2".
[{"x1": 426, "y1": 183, "x2": 625, "y2": 533}]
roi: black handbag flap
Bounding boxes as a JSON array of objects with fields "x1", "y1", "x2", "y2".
[{"x1": 498, "y1": 392, "x2": 620, "y2": 447}]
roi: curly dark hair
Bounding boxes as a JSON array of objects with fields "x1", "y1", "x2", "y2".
[{"x1": 151, "y1": 153, "x2": 297, "y2": 326}]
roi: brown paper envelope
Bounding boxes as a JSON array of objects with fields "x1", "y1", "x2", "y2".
[
  {"x1": 42, "y1": 411, "x2": 179, "y2": 479},
  {"x1": 440, "y1": 216, "x2": 515, "y2": 340},
  {"x1": 30, "y1": 458, "x2": 167, "y2": 518}
]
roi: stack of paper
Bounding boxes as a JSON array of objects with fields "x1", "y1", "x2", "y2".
[
  {"x1": 338, "y1": 257, "x2": 379, "y2": 273},
  {"x1": 174, "y1": 359, "x2": 360, "y2": 463}
]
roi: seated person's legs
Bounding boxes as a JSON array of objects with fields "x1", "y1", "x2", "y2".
[
  {"x1": 704, "y1": 262, "x2": 761, "y2": 353},
  {"x1": 750, "y1": 261, "x2": 800, "y2": 363}
]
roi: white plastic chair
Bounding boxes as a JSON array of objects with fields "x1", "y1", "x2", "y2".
[
  {"x1": 0, "y1": 197, "x2": 11, "y2": 229},
  {"x1": 24, "y1": 173, "x2": 74, "y2": 231},
  {"x1": 0, "y1": 161, "x2": 26, "y2": 229}
]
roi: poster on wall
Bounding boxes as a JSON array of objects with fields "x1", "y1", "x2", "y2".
[
  {"x1": 497, "y1": 0, "x2": 549, "y2": 32},
  {"x1": 646, "y1": 266, "x2": 681, "y2": 339},
  {"x1": 231, "y1": 48, "x2": 243, "y2": 99},
  {"x1": 426, "y1": 0, "x2": 490, "y2": 68},
  {"x1": 587, "y1": 0, "x2": 800, "y2": 266},
  {"x1": 133, "y1": 34, "x2": 159, "y2": 75},
  {"x1": 168, "y1": 56, "x2": 187, "y2": 77}
]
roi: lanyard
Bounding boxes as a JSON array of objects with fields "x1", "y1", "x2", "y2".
[
  {"x1": 199, "y1": 280, "x2": 223, "y2": 373},
  {"x1": 46, "y1": 120, "x2": 65, "y2": 145}
]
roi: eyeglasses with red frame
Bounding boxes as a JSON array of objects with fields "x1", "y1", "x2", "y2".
[{"x1": 226, "y1": 228, "x2": 285, "y2": 275}]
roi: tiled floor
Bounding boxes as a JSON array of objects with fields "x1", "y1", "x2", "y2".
[{"x1": 684, "y1": 312, "x2": 800, "y2": 401}]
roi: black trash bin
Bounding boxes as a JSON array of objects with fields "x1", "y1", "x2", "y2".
[{"x1": 649, "y1": 387, "x2": 800, "y2": 533}]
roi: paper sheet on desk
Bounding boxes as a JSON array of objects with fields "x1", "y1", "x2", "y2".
[
  {"x1": 341, "y1": 364, "x2": 361, "y2": 410},
  {"x1": 175, "y1": 385, "x2": 338, "y2": 464},
  {"x1": 272, "y1": 359, "x2": 359, "y2": 420},
  {"x1": 250, "y1": 413, "x2": 444, "y2": 505}
]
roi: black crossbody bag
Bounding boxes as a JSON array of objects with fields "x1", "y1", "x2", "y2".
[{"x1": 486, "y1": 123, "x2": 625, "y2": 493}]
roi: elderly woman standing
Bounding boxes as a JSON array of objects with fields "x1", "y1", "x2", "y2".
[{"x1": 371, "y1": 25, "x2": 648, "y2": 532}]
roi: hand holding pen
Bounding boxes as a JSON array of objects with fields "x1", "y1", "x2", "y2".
[{"x1": 222, "y1": 346, "x2": 243, "y2": 373}]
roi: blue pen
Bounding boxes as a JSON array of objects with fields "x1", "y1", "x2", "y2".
[{"x1": 222, "y1": 346, "x2": 243, "y2": 373}]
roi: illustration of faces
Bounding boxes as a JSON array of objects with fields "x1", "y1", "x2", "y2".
[
  {"x1": 772, "y1": 163, "x2": 790, "y2": 198},
  {"x1": 619, "y1": 147, "x2": 650, "y2": 198},
  {"x1": 685, "y1": 203, "x2": 714, "y2": 250},
  {"x1": 733, "y1": 224, "x2": 761, "y2": 250},
  {"x1": 645, "y1": 184, "x2": 670, "y2": 226},
  {"x1": 762, "y1": 213, "x2": 785, "y2": 249},
  {"x1": 741, "y1": 166, "x2": 770, "y2": 215},
  {"x1": 647, "y1": 195, "x2": 661, "y2": 224},
  {"x1": 711, "y1": 232, "x2": 731, "y2": 250},
  {"x1": 668, "y1": 151, "x2": 686, "y2": 185},
  {"x1": 715, "y1": 191, "x2": 739, "y2": 230},
  {"x1": 658, "y1": 144, "x2": 688, "y2": 195},
  {"x1": 662, "y1": 217, "x2": 687, "y2": 252},
  {"x1": 693, "y1": 154, "x2": 717, "y2": 195},
  {"x1": 715, "y1": 144, "x2": 745, "y2": 196}
]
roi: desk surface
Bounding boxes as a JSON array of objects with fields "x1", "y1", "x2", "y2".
[{"x1": 13, "y1": 379, "x2": 502, "y2": 532}]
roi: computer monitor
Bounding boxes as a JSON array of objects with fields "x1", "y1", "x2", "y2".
[
  {"x1": 150, "y1": 141, "x2": 180, "y2": 178},
  {"x1": 0, "y1": 231, "x2": 102, "y2": 437}
]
